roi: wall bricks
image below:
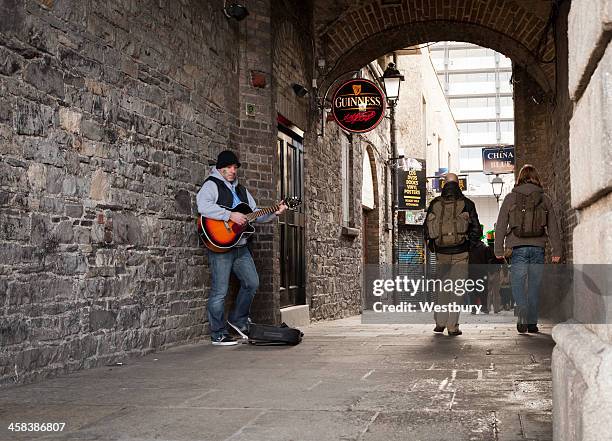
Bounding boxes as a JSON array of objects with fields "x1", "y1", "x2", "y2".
[{"x1": 0, "y1": 0, "x2": 241, "y2": 384}]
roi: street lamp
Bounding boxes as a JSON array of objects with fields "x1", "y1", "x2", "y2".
[
  {"x1": 491, "y1": 175, "x2": 504, "y2": 203},
  {"x1": 382, "y1": 63, "x2": 405, "y2": 103},
  {"x1": 381, "y1": 62, "x2": 404, "y2": 265}
]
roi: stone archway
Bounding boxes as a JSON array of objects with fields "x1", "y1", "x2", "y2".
[{"x1": 315, "y1": 0, "x2": 556, "y2": 93}]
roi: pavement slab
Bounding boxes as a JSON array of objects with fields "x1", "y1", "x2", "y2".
[{"x1": 0, "y1": 314, "x2": 554, "y2": 441}]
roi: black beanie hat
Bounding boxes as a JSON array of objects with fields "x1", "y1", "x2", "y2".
[{"x1": 216, "y1": 150, "x2": 241, "y2": 169}]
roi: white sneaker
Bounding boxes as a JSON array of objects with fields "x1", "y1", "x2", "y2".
[{"x1": 211, "y1": 335, "x2": 239, "y2": 346}]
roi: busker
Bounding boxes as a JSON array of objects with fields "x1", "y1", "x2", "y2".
[
  {"x1": 494, "y1": 164, "x2": 562, "y2": 334},
  {"x1": 425, "y1": 173, "x2": 483, "y2": 336},
  {"x1": 196, "y1": 150, "x2": 287, "y2": 346}
]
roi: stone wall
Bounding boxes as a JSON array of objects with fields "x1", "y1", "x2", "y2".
[
  {"x1": 0, "y1": 0, "x2": 247, "y2": 384},
  {"x1": 305, "y1": 61, "x2": 393, "y2": 321},
  {"x1": 552, "y1": 1, "x2": 612, "y2": 440},
  {"x1": 0, "y1": 0, "x2": 394, "y2": 383}
]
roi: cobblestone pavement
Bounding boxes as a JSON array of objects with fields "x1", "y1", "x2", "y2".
[{"x1": 0, "y1": 313, "x2": 554, "y2": 441}]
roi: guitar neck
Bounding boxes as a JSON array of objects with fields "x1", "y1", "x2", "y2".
[{"x1": 246, "y1": 204, "x2": 280, "y2": 222}]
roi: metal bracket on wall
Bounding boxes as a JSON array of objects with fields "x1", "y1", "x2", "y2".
[{"x1": 316, "y1": 70, "x2": 361, "y2": 137}]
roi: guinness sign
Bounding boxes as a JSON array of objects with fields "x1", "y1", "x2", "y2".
[{"x1": 331, "y1": 79, "x2": 386, "y2": 133}]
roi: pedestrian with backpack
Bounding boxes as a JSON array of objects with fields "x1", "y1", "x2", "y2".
[
  {"x1": 494, "y1": 164, "x2": 562, "y2": 334},
  {"x1": 425, "y1": 173, "x2": 483, "y2": 336}
]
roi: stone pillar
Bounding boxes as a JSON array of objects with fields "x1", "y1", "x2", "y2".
[{"x1": 552, "y1": 1, "x2": 612, "y2": 440}]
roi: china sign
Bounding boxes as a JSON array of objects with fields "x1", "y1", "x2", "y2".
[
  {"x1": 397, "y1": 159, "x2": 426, "y2": 210},
  {"x1": 331, "y1": 79, "x2": 386, "y2": 133},
  {"x1": 482, "y1": 146, "x2": 515, "y2": 174}
]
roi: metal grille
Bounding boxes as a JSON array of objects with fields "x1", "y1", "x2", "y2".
[{"x1": 396, "y1": 225, "x2": 428, "y2": 303}]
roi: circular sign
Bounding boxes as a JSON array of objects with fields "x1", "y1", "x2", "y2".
[{"x1": 331, "y1": 79, "x2": 386, "y2": 133}]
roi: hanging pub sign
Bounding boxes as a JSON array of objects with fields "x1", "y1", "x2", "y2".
[
  {"x1": 482, "y1": 146, "x2": 515, "y2": 174},
  {"x1": 397, "y1": 159, "x2": 427, "y2": 210},
  {"x1": 331, "y1": 79, "x2": 386, "y2": 133}
]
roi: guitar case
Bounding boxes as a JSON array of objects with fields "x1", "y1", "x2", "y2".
[{"x1": 248, "y1": 322, "x2": 303, "y2": 346}]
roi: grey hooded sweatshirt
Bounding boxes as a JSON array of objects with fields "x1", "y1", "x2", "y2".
[
  {"x1": 494, "y1": 183, "x2": 562, "y2": 258},
  {"x1": 196, "y1": 167, "x2": 275, "y2": 246}
]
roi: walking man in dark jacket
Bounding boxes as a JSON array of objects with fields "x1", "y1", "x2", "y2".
[{"x1": 424, "y1": 173, "x2": 483, "y2": 335}]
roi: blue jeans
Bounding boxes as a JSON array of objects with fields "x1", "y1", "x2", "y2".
[
  {"x1": 207, "y1": 246, "x2": 259, "y2": 339},
  {"x1": 510, "y1": 246, "x2": 545, "y2": 324}
]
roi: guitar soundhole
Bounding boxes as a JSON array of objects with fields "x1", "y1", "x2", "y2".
[{"x1": 231, "y1": 223, "x2": 244, "y2": 234}]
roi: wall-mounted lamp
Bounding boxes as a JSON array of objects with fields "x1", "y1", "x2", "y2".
[
  {"x1": 381, "y1": 62, "x2": 405, "y2": 104},
  {"x1": 292, "y1": 83, "x2": 309, "y2": 98},
  {"x1": 223, "y1": 1, "x2": 249, "y2": 21}
]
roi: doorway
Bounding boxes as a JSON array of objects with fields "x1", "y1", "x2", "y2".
[{"x1": 277, "y1": 121, "x2": 306, "y2": 307}]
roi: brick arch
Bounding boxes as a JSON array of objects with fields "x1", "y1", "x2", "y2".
[{"x1": 318, "y1": 0, "x2": 555, "y2": 92}]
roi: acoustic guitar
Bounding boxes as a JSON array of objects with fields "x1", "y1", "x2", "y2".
[{"x1": 197, "y1": 197, "x2": 301, "y2": 253}]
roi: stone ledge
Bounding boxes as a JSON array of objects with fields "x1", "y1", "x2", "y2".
[
  {"x1": 569, "y1": 44, "x2": 612, "y2": 209},
  {"x1": 568, "y1": 0, "x2": 612, "y2": 100},
  {"x1": 552, "y1": 321, "x2": 611, "y2": 384},
  {"x1": 572, "y1": 193, "x2": 612, "y2": 263},
  {"x1": 279, "y1": 305, "x2": 310, "y2": 328},
  {"x1": 552, "y1": 321, "x2": 612, "y2": 441}
]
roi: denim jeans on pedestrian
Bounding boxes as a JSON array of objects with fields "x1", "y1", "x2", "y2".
[
  {"x1": 510, "y1": 246, "x2": 545, "y2": 325},
  {"x1": 207, "y1": 246, "x2": 259, "y2": 339}
]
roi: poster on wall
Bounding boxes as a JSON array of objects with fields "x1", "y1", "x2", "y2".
[
  {"x1": 331, "y1": 79, "x2": 386, "y2": 133},
  {"x1": 397, "y1": 159, "x2": 426, "y2": 210}
]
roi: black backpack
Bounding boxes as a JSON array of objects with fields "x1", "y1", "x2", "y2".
[
  {"x1": 248, "y1": 322, "x2": 303, "y2": 346},
  {"x1": 509, "y1": 191, "x2": 548, "y2": 238}
]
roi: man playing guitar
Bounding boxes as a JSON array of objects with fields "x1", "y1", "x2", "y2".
[{"x1": 196, "y1": 150, "x2": 287, "y2": 346}]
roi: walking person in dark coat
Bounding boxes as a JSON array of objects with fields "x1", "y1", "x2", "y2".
[{"x1": 425, "y1": 173, "x2": 483, "y2": 336}]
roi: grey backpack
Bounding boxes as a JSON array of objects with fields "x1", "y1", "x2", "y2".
[
  {"x1": 426, "y1": 198, "x2": 469, "y2": 247},
  {"x1": 509, "y1": 191, "x2": 548, "y2": 238}
]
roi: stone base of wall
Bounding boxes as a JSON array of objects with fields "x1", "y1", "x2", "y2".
[
  {"x1": 552, "y1": 323, "x2": 612, "y2": 441},
  {"x1": 280, "y1": 305, "x2": 310, "y2": 328}
]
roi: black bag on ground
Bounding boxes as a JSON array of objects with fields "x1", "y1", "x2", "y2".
[{"x1": 248, "y1": 322, "x2": 303, "y2": 346}]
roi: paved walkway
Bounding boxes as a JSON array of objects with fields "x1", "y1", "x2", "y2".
[{"x1": 0, "y1": 314, "x2": 554, "y2": 441}]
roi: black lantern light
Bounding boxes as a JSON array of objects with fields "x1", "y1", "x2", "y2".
[
  {"x1": 491, "y1": 175, "x2": 504, "y2": 202},
  {"x1": 381, "y1": 62, "x2": 405, "y2": 104}
]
